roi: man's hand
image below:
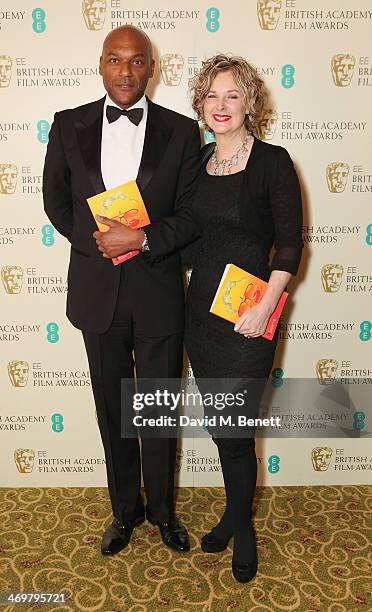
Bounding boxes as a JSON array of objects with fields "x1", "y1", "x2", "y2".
[{"x1": 93, "y1": 215, "x2": 145, "y2": 258}]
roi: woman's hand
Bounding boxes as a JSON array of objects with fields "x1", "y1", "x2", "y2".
[
  {"x1": 234, "y1": 302, "x2": 273, "y2": 338},
  {"x1": 234, "y1": 270, "x2": 292, "y2": 338}
]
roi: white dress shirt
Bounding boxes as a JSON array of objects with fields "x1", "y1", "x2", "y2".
[{"x1": 101, "y1": 94, "x2": 148, "y2": 190}]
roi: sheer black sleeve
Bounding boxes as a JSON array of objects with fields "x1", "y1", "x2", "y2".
[
  {"x1": 269, "y1": 147, "x2": 303, "y2": 275},
  {"x1": 180, "y1": 235, "x2": 202, "y2": 267}
]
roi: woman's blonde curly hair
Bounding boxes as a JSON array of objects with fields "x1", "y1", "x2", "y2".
[{"x1": 190, "y1": 54, "x2": 267, "y2": 135}]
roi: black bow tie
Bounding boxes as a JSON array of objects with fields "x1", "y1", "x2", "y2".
[{"x1": 106, "y1": 105, "x2": 144, "y2": 126}]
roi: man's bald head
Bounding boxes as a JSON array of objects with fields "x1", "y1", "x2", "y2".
[
  {"x1": 99, "y1": 25, "x2": 155, "y2": 109},
  {"x1": 102, "y1": 26, "x2": 153, "y2": 63}
]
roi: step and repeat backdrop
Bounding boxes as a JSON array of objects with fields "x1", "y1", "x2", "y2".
[{"x1": 1, "y1": 0, "x2": 371, "y2": 488}]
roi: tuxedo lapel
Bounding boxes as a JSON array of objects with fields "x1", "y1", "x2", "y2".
[
  {"x1": 75, "y1": 98, "x2": 106, "y2": 194},
  {"x1": 136, "y1": 99, "x2": 173, "y2": 194}
]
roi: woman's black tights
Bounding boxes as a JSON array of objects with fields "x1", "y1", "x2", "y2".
[{"x1": 211, "y1": 436, "x2": 257, "y2": 563}]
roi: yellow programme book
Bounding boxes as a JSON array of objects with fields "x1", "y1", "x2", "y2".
[
  {"x1": 210, "y1": 263, "x2": 288, "y2": 340},
  {"x1": 87, "y1": 180, "x2": 150, "y2": 232},
  {"x1": 86, "y1": 180, "x2": 150, "y2": 265}
]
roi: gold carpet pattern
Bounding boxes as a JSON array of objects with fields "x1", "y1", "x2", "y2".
[{"x1": 0, "y1": 486, "x2": 371, "y2": 611}]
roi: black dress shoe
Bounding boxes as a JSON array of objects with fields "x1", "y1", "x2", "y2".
[
  {"x1": 101, "y1": 514, "x2": 144, "y2": 556},
  {"x1": 232, "y1": 558, "x2": 258, "y2": 583},
  {"x1": 147, "y1": 511, "x2": 190, "y2": 552},
  {"x1": 201, "y1": 530, "x2": 232, "y2": 553}
]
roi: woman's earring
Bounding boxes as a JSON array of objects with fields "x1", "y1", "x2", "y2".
[{"x1": 245, "y1": 112, "x2": 253, "y2": 134}]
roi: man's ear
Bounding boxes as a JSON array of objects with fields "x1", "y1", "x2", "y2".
[
  {"x1": 99, "y1": 56, "x2": 103, "y2": 76},
  {"x1": 149, "y1": 59, "x2": 155, "y2": 78}
]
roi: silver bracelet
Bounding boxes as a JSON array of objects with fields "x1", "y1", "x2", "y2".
[{"x1": 140, "y1": 231, "x2": 150, "y2": 252}]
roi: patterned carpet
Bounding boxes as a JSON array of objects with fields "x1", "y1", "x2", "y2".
[{"x1": 0, "y1": 486, "x2": 371, "y2": 612}]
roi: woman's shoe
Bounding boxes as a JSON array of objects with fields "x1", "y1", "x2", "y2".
[
  {"x1": 231, "y1": 522, "x2": 258, "y2": 582},
  {"x1": 232, "y1": 557, "x2": 258, "y2": 583},
  {"x1": 201, "y1": 530, "x2": 232, "y2": 553}
]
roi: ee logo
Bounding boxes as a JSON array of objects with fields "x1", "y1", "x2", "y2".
[
  {"x1": 359, "y1": 321, "x2": 372, "y2": 342},
  {"x1": 206, "y1": 7, "x2": 220, "y2": 32},
  {"x1": 272, "y1": 367, "x2": 284, "y2": 387},
  {"x1": 32, "y1": 8, "x2": 46, "y2": 33},
  {"x1": 37, "y1": 120, "x2": 50, "y2": 144},
  {"x1": 366, "y1": 224, "x2": 372, "y2": 246},
  {"x1": 204, "y1": 130, "x2": 216, "y2": 144},
  {"x1": 282, "y1": 64, "x2": 295, "y2": 88},
  {"x1": 46, "y1": 322, "x2": 60, "y2": 343},
  {"x1": 42, "y1": 224, "x2": 55, "y2": 246},
  {"x1": 353, "y1": 411, "x2": 365, "y2": 430},
  {"x1": 268, "y1": 455, "x2": 280, "y2": 473},
  {"x1": 52, "y1": 413, "x2": 64, "y2": 433}
]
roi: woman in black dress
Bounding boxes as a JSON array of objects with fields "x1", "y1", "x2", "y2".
[{"x1": 185, "y1": 55, "x2": 303, "y2": 583}]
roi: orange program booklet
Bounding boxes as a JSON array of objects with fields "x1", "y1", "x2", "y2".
[
  {"x1": 87, "y1": 180, "x2": 150, "y2": 266},
  {"x1": 210, "y1": 263, "x2": 288, "y2": 340}
]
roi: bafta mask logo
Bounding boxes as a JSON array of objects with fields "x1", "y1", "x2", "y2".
[
  {"x1": 160, "y1": 54, "x2": 185, "y2": 86},
  {"x1": 326, "y1": 162, "x2": 349, "y2": 193},
  {"x1": 8, "y1": 360, "x2": 29, "y2": 387},
  {"x1": 1, "y1": 265, "x2": 24, "y2": 294},
  {"x1": 0, "y1": 164, "x2": 18, "y2": 194},
  {"x1": 331, "y1": 54, "x2": 355, "y2": 87},
  {"x1": 82, "y1": 0, "x2": 107, "y2": 31},
  {"x1": 316, "y1": 358, "x2": 338, "y2": 385},
  {"x1": 0, "y1": 55, "x2": 12, "y2": 88},
  {"x1": 257, "y1": 109, "x2": 278, "y2": 140},
  {"x1": 311, "y1": 447, "x2": 333, "y2": 471},
  {"x1": 175, "y1": 448, "x2": 183, "y2": 473},
  {"x1": 14, "y1": 448, "x2": 35, "y2": 473},
  {"x1": 257, "y1": 0, "x2": 282, "y2": 30},
  {"x1": 321, "y1": 264, "x2": 344, "y2": 293}
]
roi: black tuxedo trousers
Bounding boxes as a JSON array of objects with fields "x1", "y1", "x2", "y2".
[{"x1": 83, "y1": 266, "x2": 184, "y2": 522}]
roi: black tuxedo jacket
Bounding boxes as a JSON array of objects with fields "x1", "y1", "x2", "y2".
[{"x1": 43, "y1": 97, "x2": 201, "y2": 335}]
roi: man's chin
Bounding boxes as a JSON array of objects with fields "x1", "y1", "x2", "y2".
[{"x1": 110, "y1": 92, "x2": 141, "y2": 109}]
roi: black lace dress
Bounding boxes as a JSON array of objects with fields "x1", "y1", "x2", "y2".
[
  {"x1": 185, "y1": 168, "x2": 277, "y2": 384},
  {"x1": 185, "y1": 141, "x2": 303, "y2": 409}
]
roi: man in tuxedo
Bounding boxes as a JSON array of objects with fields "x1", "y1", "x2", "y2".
[{"x1": 43, "y1": 25, "x2": 201, "y2": 555}]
